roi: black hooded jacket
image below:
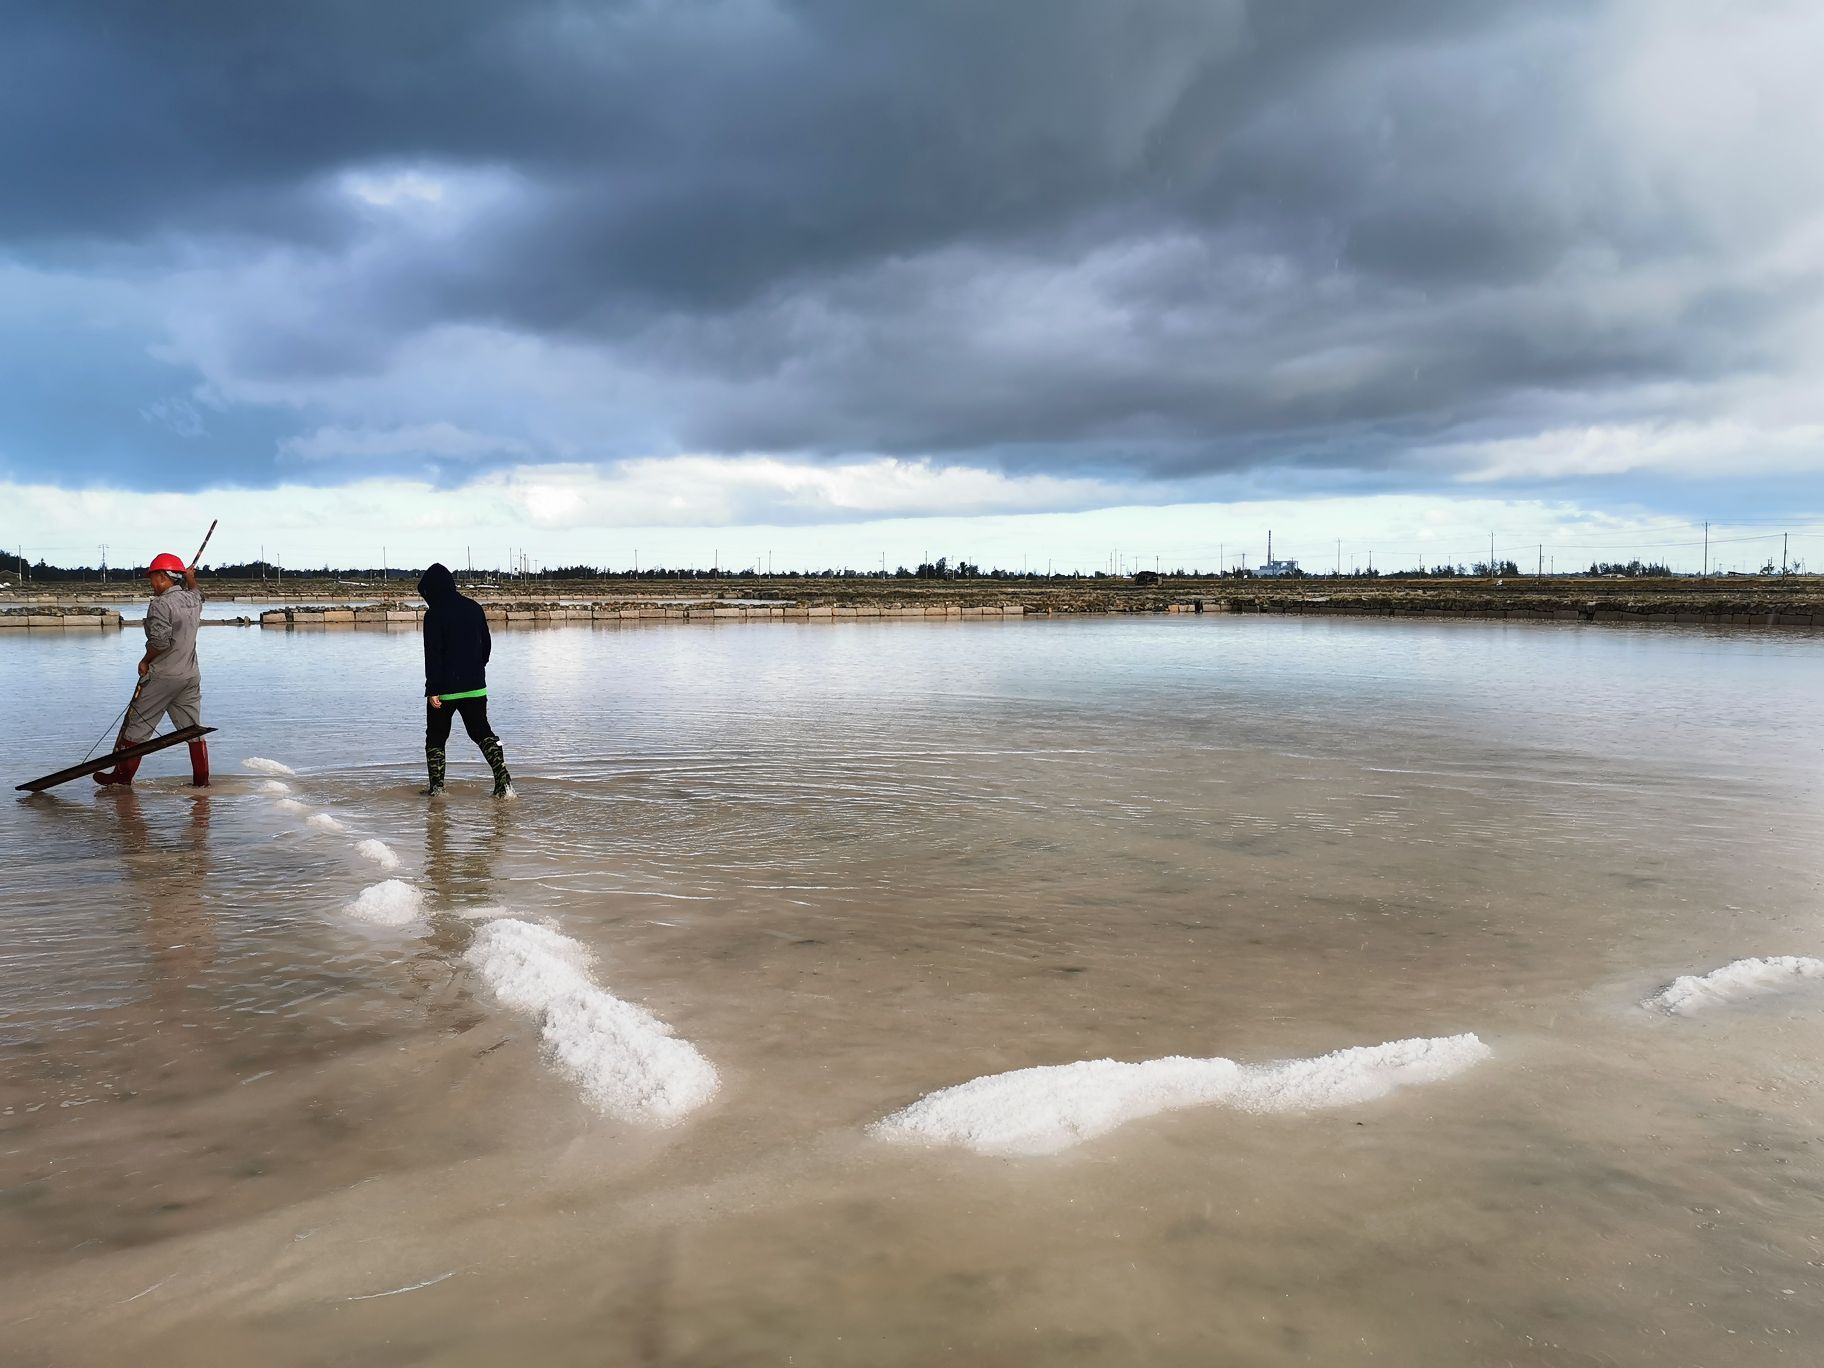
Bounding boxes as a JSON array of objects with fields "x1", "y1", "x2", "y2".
[{"x1": 418, "y1": 563, "x2": 491, "y2": 697}]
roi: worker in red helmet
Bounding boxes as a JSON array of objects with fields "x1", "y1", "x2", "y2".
[{"x1": 94, "y1": 552, "x2": 208, "y2": 787}]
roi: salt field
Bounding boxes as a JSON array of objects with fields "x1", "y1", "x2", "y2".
[{"x1": 3, "y1": 616, "x2": 1823, "y2": 1366}]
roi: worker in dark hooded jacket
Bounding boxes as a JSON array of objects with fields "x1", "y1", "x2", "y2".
[{"x1": 417, "y1": 563, "x2": 514, "y2": 798}]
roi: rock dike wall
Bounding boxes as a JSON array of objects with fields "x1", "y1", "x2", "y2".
[
  {"x1": 1171, "y1": 592, "x2": 1824, "y2": 627},
  {"x1": 257, "y1": 602, "x2": 1032, "y2": 627},
  {"x1": 0, "y1": 607, "x2": 124, "y2": 630},
  {"x1": 9, "y1": 582, "x2": 1820, "y2": 631},
  {"x1": 253, "y1": 592, "x2": 1824, "y2": 630}
]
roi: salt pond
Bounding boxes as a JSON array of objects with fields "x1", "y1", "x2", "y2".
[{"x1": 3, "y1": 615, "x2": 1823, "y2": 1365}]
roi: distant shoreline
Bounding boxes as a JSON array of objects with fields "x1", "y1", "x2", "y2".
[{"x1": 5, "y1": 575, "x2": 1823, "y2": 631}]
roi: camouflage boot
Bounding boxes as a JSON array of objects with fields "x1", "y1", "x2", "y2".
[
  {"x1": 480, "y1": 735, "x2": 514, "y2": 798},
  {"x1": 421, "y1": 745, "x2": 446, "y2": 797}
]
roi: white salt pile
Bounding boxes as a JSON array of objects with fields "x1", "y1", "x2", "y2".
[
  {"x1": 274, "y1": 798, "x2": 308, "y2": 816},
  {"x1": 870, "y1": 1034, "x2": 1491, "y2": 1157},
  {"x1": 355, "y1": 838, "x2": 401, "y2": 870},
  {"x1": 1646, "y1": 956, "x2": 1824, "y2": 1015},
  {"x1": 261, "y1": 780, "x2": 292, "y2": 795},
  {"x1": 345, "y1": 879, "x2": 426, "y2": 928},
  {"x1": 243, "y1": 757, "x2": 297, "y2": 776},
  {"x1": 308, "y1": 813, "x2": 348, "y2": 833},
  {"x1": 466, "y1": 919, "x2": 718, "y2": 1124}
]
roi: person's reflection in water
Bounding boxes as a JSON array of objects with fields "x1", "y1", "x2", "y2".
[
  {"x1": 421, "y1": 797, "x2": 511, "y2": 966},
  {"x1": 112, "y1": 789, "x2": 217, "y2": 1016},
  {"x1": 424, "y1": 796, "x2": 511, "y2": 909}
]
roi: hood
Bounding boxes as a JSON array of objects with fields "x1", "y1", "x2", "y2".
[{"x1": 418, "y1": 562, "x2": 458, "y2": 601}]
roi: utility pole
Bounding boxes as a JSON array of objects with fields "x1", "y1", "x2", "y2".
[
  {"x1": 1537, "y1": 544, "x2": 1542, "y2": 579},
  {"x1": 1782, "y1": 532, "x2": 1789, "y2": 575},
  {"x1": 260, "y1": 543, "x2": 266, "y2": 583},
  {"x1": 1702, "y1": 521, "x2": 1709, "y2": 577},
  {"x1": 1490, "y1": 531, "x2": 1496, "y2": 577},
  {"x1": 1336, "y1": 539, "x2": 1341, "y2": 576},
  {"x1": 99, "y1": 544, "x2": 108, "y2": 583}
]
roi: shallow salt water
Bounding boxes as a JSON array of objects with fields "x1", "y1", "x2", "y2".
[{"x1": 3, "y1": 615, "x2": 1824, "y2": 1366}]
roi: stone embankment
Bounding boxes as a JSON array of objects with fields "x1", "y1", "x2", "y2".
[
  {"x1": 9, "y1": 577, "x2": 1824, "y2": 630},
  {"x1": 251, "y1": 579, "x2": 1824, "y2": 629},
  {"x1": 257, "y1": 601, "x2": 1032, "y2": 627},
  {"x1": 1175, "y1": 586, "x2": 1824, "y2": 627},
  {"x1": 0, "y1": 606, "x2": 123, "y2": 630}
]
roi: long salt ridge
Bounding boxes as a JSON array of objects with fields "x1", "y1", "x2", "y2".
[
  {"x1": 355, "y1": 838, "x2": 401, "y2": 869},
  {"x1": 243, "y1": 757, "x2": 297, "y2": 776},
  {"x1": 870, "y1": 1033, "x2": 1491, "y2": 1157},
  {"x1": 234, "y1": 760, "x2": 712, "y2": 1135},
  {"x1": 466, "y1": 919, "x2": 718, "y2": 1125},
  {"x1": 345, "y1": 879, "x2": 426, "y2": 928},
  {"x1": 1646, "y1": 956, "x2": 1824, "y2": 1015}
]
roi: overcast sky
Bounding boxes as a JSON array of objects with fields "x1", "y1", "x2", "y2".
[{"x1": 3, "y1": 0, "x2": 1821, "y2": 572}]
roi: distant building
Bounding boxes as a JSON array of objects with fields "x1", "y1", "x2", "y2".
[{"x1": 1256, "y1": 558, "x2": 1300, "y2": 578}]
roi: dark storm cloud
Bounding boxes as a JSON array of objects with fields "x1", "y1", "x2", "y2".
[{"x1": 0, "y1": 0, "x2": 1813, "y2": 492}]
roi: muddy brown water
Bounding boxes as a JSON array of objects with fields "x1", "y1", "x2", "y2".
[{"x1": 2, "y1": 617, "x2": 1822, "y2": 1366}]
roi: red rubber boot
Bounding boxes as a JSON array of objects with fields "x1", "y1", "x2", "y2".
[
  {"x1": 187, "y1": 738, "x2": 210, "y2": 787},
  {"x1": 94, "y1": 755, "x2": 142, "y2": 787}
]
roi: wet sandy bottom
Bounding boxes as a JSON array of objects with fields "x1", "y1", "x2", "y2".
[{"x1": 4, "y1": 618, "x2": 1824, "y2": 1365}]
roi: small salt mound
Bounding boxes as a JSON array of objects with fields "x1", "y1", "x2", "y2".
[
  {"x1": 871, "y1": 1034, "x2": 1491, "y2": 1157},
  {"x1": 355, "y1": 838, "x2": 400, "y2": 870},
  {"x1": 308, "y1": 812, "x2": 348, "y2": 833},
  {"x1": 466, "y1": 919, "x2": 718, "y2": 1124},
  {"x1": 243, "y1": 757, "x2": 297, "y2": 776},
  {"x1": 261, "y1": 780, "x2": 292, "y2": 795},
  {"x1": 274, "y1": 798, "x2": 308, "y2": 815},
  {"x1": 345, "y1": 879, "x2": 425, "y2": 928},
  {"x1": 1646, "y1": 957, "x2": 1824, "y2": 1016}
]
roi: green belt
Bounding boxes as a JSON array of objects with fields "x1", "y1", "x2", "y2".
[{"x1": 436, "y1": 687, "x2": 488, "y2": 701}]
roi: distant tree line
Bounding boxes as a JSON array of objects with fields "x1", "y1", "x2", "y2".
[
  {"x1": 1378, "y1": 560, "x2": 1520, "y2": 578},
  {"x1": 13, "y1": 552, "x2": 1783, "y2": 585},
  {"x1": 1586, "y1": 560, "x2": 1674, "y2": 577}
]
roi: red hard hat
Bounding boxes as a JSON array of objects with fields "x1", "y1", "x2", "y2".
[{"x1": 147, "y1": 552, "x2": 186, "y2": 576}]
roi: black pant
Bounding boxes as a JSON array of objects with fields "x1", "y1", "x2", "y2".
[{"x1": 427, "y1": 696, "x2": 494, "y2": 749}]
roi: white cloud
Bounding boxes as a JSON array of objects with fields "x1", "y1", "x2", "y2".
[
  {"x1": 1598, "y1": 0, "x2": 1824, "y2": 243},
  {"x1": 500, "y1": 455, "x2": 1133, "y2": 529},
  {"x1": 281, "y1": 421, "x2": 533, "y2": 463},
  {"x1": 139, "y1": 396, "x2": 208, "y2": 439},
  {"x1": 0, "y1": 469, "x2": 1801, "y2": 577},
  {"x1": 342, "y1": 168, "x2": 448, "y2": 209},
  {"x1": 1444, "y1": 420, "x2": 1824, "y2": 483}
]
